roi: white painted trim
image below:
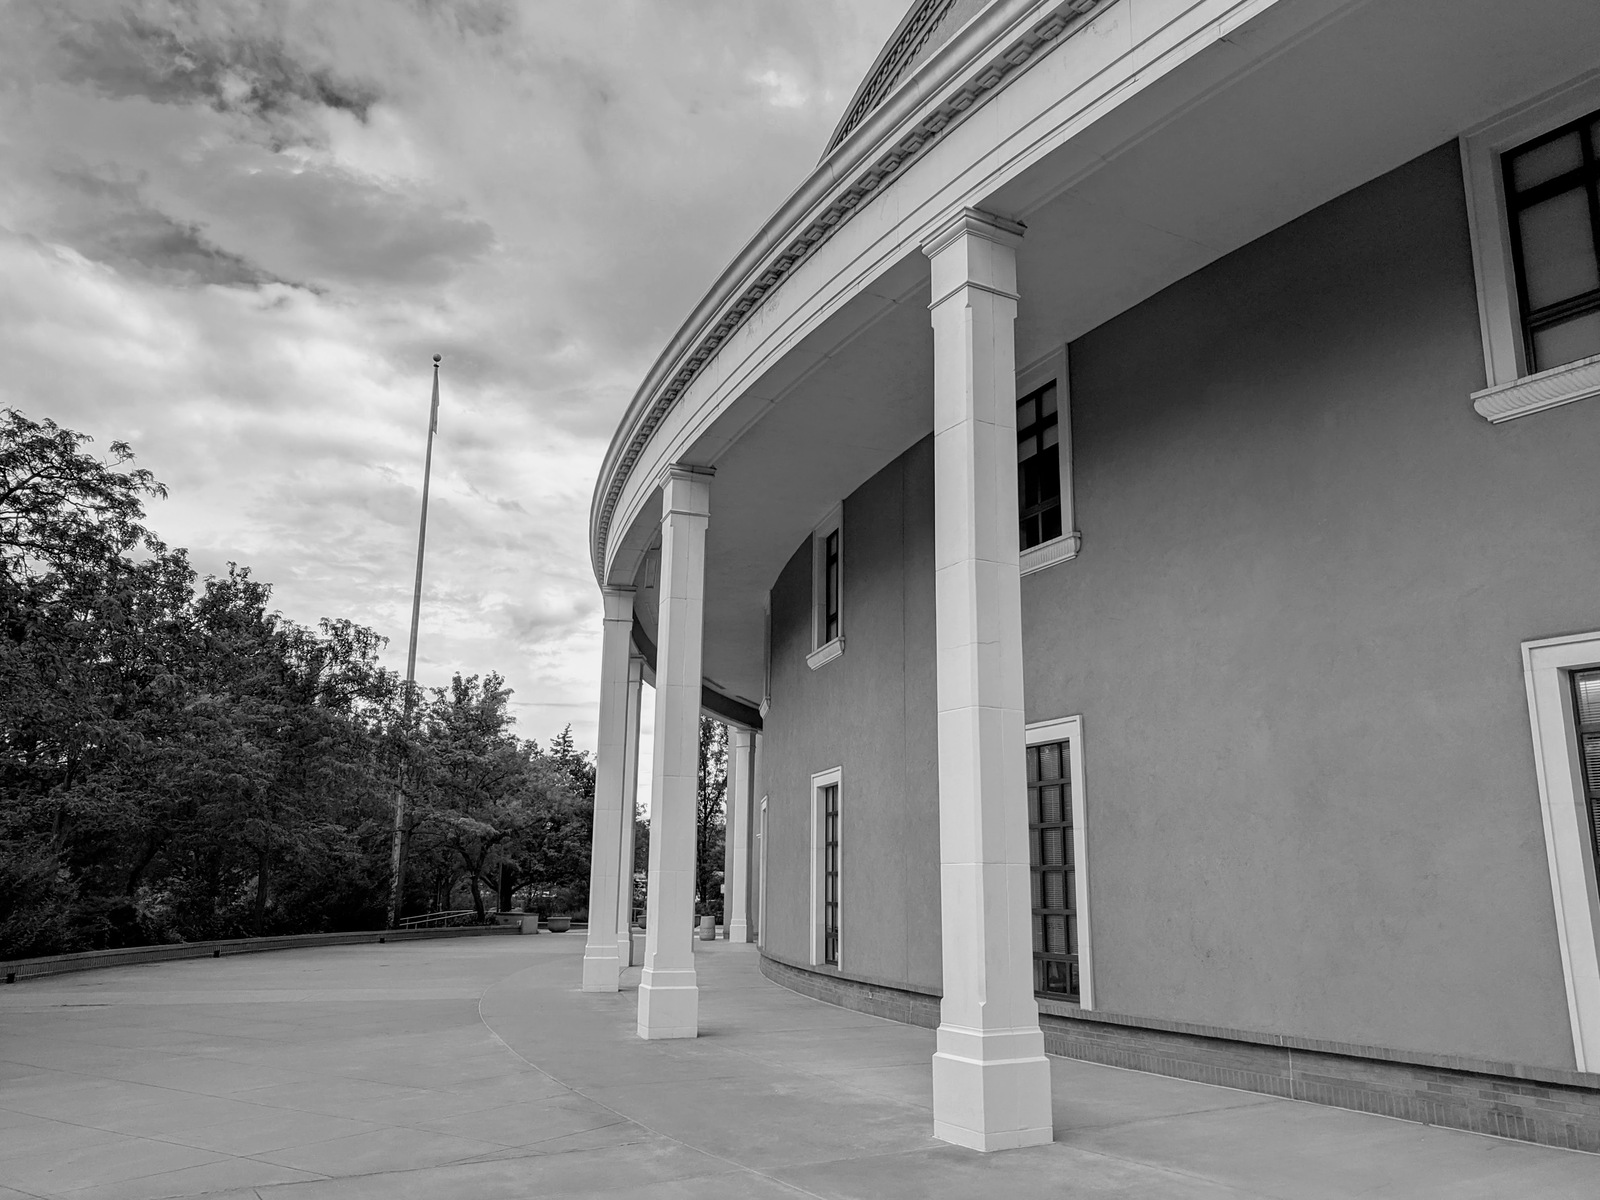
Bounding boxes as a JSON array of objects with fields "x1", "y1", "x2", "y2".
[
  {"x1": 806, "y1": 637, "x2": 845, "y2": 670},
  {"x1": 809, "y1": 766, "x2": 843, "y2": 968},
  {"x1": 1016, "y1": 345, "x2": 1080, "y2": 572},
  {"x1": 811, "y1": 504, "x2": 844, "y2": 657},
  {"x1": 1461, "y1": 72, "x2": 1600, "y2": 406},
  {"x1": 1021, "y1": 534, "x2": 1081, "y2": 576},
  {"x1": 1472, "y1": 353, "x2": 1600, "y2": 424},
  {"x1": 1521, "y1": 632, "x2": 1600, "y2": 1071},
  {"x1": 1025, "y1": 715, "x2": 1093, "y2": 1010}
]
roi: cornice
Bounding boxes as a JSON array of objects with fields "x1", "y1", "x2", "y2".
[{"x1": 589, "y1": 0, "x2": 1106, "y2": 584}]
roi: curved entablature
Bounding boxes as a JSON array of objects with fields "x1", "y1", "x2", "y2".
[{"x1": 587, "y1": 0, "x2": 1106, "y2": 586}]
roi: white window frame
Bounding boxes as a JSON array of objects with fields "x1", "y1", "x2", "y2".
[
  {"x1": 1463, "y1": 71, "x2": 1600, "y2": 423},
  {"x1": 809, "y1": 766, "x2": 842, "y2": 967},
  {"x1": 807, "y1": 505, "x2": 845, "y2": 669},
  {"x1": 1025, "y1": 715, "x2": 1093, "y2": 1009},
  {"x1": 756, "y1": 796, "x2": 767, "y2": 948},
  {"x1": 1017, "y1": 347, "x2": 1081, "y2": 576},
  {"x1": 760, "y1": 590, "x2": 773, "y2": 718},
  {"x1": 1522, "y1": 631, "x2": 1600, "y2": 1071}
]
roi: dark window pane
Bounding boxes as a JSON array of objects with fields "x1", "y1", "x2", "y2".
[
  {"x1": 1040, "y1": 784, "x2": 1063, "y2": 824},
  {"x1": 1017, "y1": 397, "x2": 1037, "y2": 428},
  {"x1": 1575, "y1": 670, "x2": 1600, "y2": 725},
  {"x1": 1533, "y1": 310, "x2": 1600, "y2": 373},
  {"x1": 1040, "y1": 504, "x2": 1064, "y2": 544},
  {"x1": 1038, "y1": 381, "x2": 1057, "y2": 417},
  {"x1": 1518, "y1": 189, "x2": 1599, "y2": 310},
  {"x1": 1038, "y1": 743, "x2": 1061, "y2": 781},
  {"x1": 1585, "y1": 733, "x2": 1600, "y2": 793},
  {"x1": 1017, "y1": 434, "x2": 1037, "y2": 463},
  {"x1": 1511, "y1": 130, "x2": 1583, "y2": 192},
  {"x1": 1042, "y1": 827, "x2": 1064, "y2": 866},
  {"x1": 1046, "y1": 914, "x2": 1068, "y2": 954},
  {"x1": 1043, "y1": 871, "x2": 1064, "y2": 910}
]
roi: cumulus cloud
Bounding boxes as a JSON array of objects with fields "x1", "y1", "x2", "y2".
[{"x1": 0, "y1": 0, "x2": 910, "y2": 748}]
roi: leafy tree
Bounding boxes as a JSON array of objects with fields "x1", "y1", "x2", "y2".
[
  {"x1": 695, "y1": 717, "x2": 727, "y2": 921},
  {"x1": 0, "y1": 409, "x2": 595, "y2": 957}
]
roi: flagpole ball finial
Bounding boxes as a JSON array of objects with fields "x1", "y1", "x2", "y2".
[{"x1": 433, "y1": 354, "x2": 442, "y2": 365}]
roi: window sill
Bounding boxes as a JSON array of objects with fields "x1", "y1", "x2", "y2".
[
  {"x1": 1020, "y1": 531, "x2": 1081, "y2": 577},
  {"x1": 806, "y1": 637, "x2": 844, "y2": 670},
  {"x1": 1472, "y1": 353, "x2": 1600, "y2": 423}
]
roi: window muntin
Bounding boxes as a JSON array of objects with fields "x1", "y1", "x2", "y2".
[
  {"x1": 1571, "y1": 669, "x2": 1600, "y2": 899},
  {"x1": 822, "y1": 782, "x2": 839, "y2": 965},
  {"x1": 1017, "y1": 381, "x2": 1063, "y2": 551},
  {"x1": 1504, "y1": 110, "x2": 1600, "y2": 373},
  {"x1": 1028, "y1": 739, "x2": 1078, "y2": 1001}
]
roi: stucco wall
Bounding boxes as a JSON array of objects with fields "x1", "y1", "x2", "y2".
[
  {"x1": 758, "y1": 142, "x2": 1596, "y2": 1071},
  {"x1": 1026, "y1": 143, "x2": 1594, "y2": 1070},
  {"x1": 760, "y1": 439, "x2": 943, "y2": 993}
]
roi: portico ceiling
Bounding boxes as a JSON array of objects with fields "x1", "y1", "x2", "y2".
[{"x1": 619, "y1": 0, "x2": 1600, "y2": 715}]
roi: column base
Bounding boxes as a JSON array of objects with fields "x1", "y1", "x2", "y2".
[
  {"x1": 931, "y1": 1024, "x2": 1054, "y2": 1151},
  {"x1": 726, "y1": 919, "x2": 749, "y2": 943},
  {"x1": 637, "y1": 966, "x2": 698, "y2": 1039},
  {"x1": 616, "y1": 933, "x2": 633, "y2": 968},
  {"x1": 581, "y1": 945, "x2": 621, "y2": 993}
]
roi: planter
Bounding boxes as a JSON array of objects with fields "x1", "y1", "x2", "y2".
[{"x1": 547, "y1": 915, "x2": 571, "y2": 933}]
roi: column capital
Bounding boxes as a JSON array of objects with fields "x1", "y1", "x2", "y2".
[
  {"x1": 601, "y1": 586, "x2": 636, "y2": 623},
  {"x1": 921, "y1": 207, "x2": 1025, "y2": 260},
  {"x1": 924, "y1": 209, "x2": 1024, "y2": 311},
  {"x1": 628, "y1": 652, "x2": 645, "y2": 684},
  {"x1": 657, "y1": 463, "x2": 714, "y2": 519}
]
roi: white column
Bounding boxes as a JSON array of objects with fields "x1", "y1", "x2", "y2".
[
  {"x1": 582, "y1": 587, "x2": 635, "y2": 992},
  {"x1": 615, "y1": 654, "x2": 644, "y2": 967},
  {"x1": 637, "y1": 464, "x2": 713, "y2": 1039},
  {"x1": 725, "y1": 729, "x2": 754, "y2": 942},
  {"x1": 922, "y1": 208, "x2": 1053, "y2": 1152}
]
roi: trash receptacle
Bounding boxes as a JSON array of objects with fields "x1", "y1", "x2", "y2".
[
  {"x1": 698, "y1": 914, "x2": 715, "y2": 941},
  {"x1": 520, "y1": 914, "x2": 539, "y2": 935}
]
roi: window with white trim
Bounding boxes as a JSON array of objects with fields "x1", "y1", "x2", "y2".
[
  {"x1": 809, "y1": 767, "x2": 842, "y2": 967},
  {"x1": 1016, "y1": 349, "x2": 1080, "y2": 575},
  {"x1": 807, "y1": 506, "x2": 844, "y2": 669},
  {"x1": 1464, "y1": 74, "x2": 1600, "y2": 422},
  {"x1": 1025, "y1": 716, "x2": 1093, "y2": 1008},
  {"x1": 1521, "y1": 631, "x2": 1600, "y2": 1071}
]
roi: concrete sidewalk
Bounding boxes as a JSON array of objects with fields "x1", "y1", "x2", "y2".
[{"x1": 0, "y1": 936, "x2": 1591, "y2": 1198}]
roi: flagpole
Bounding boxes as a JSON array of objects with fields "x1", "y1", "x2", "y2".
[{"x1": 388, "y1": 354, "x2": 441, "y2": 930}]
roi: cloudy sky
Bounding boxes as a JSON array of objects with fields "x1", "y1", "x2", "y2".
[{"x1": 0, "y1": 0, "x2": 909, "y2": 754}]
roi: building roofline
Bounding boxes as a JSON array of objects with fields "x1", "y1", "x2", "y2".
[{"x1": 588, "y1": 0, "x2": 1105, "y2": 585}]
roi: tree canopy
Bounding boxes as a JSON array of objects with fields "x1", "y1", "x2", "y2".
[{"x1": 0, "y1": 409, "x2": 593, "y2": 959}]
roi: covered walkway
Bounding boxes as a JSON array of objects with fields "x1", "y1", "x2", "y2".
[{"x1": 0, "y1": 935, "x2": 1592, "y2": 1198}]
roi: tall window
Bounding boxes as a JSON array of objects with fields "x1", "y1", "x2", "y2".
[
  {"x1": 1504, "y1": 109, "x2": 1600, "y2": 373},
  {"x1": 1017, "y1": 381, "x2": 1063, "y2": 550},
  {"x1": 808, "y1": 507, "x2": 844, "y2": 669},
  {"x1": 823, "y1": 530, "x2": 840, "y2": 644},
  {"x1": 810, "y1": 767, "x2": 842, "y2": 966},
  {"x1": 1028, "y1": 739, "x2": 1078, "y2": 1000},
  {"x1": 1571, "y1": 669, "x2": 1600, "y2": 897},
  {"x1": 822, "y1": 783, "x2": 840, "y2": 965}
]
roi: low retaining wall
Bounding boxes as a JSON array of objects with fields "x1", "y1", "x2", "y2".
[
  {"x1": 760, "y1": 951, "x2": 1600, "y2": 1154},
  {"x1": 3, "y1": 925, "x2": 523, "y2": 984}
]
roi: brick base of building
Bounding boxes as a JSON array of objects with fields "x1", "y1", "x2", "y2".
[{"x1": 759, "y1": 950, "x2": 1600, "y2": 1153}]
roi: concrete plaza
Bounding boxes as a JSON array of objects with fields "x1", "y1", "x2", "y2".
[{"x1": 0, "y1": 935, "x2": 1593, "y2": 1199}]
